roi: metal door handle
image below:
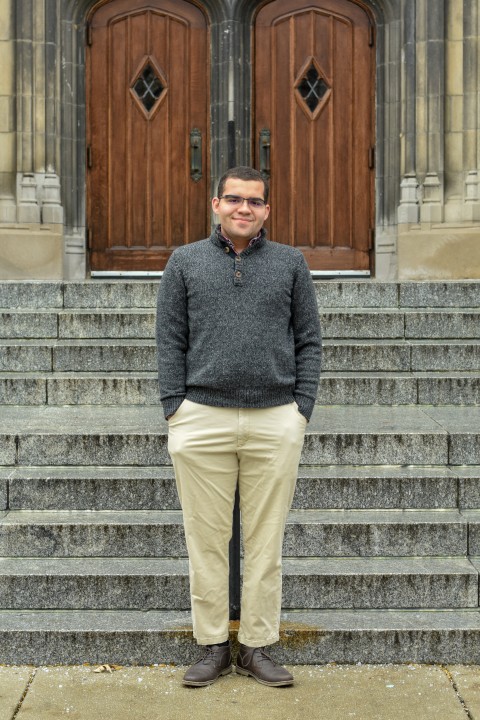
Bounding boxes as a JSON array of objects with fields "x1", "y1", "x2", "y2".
[
  {"x1": 259, "y1": 128, "x2": 271, "y2": 177},
  {"x1": 190, "y1": 128, "x2": 202, "y2": 182}
]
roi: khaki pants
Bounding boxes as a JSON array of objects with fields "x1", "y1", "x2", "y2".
[{"x1": 167, "y1": 399, "x2": 307, "y2": 647}]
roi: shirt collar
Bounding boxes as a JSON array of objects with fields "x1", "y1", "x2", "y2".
[{"x1": 215, "y1": 224, "x2": 263, "y2": 254}]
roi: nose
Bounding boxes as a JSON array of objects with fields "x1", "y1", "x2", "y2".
[{"x1": 237, "y1": 199, "x2": 252, "y2": 211}]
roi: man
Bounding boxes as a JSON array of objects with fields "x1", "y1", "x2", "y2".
[{"x1": 156, "y1": 166, "x2": 321, "y2": 687}]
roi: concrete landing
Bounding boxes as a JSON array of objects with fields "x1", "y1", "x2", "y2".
[{"x1": 2, "y1": 664, "x2": 480, "y2": 720}]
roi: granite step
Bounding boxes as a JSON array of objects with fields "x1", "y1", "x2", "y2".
[
  {"x1": 0, "y1": 282, "x2": 64, "y2": 309},
  {"x1": 1, "y1": 308, "x2": 479, "y2": 340},
  {"x1": 2, "y1": 338, "x2": 479, "y2": 374},
  {"x1": 2, "y1": 404, "x2": 472, "y2": 466},
  {"x1": 5, "y1": 465, "x2": 478, "y2": 511},
  {"x1": 0, "y1": 509, "x2": 468, "y2": 557},
  {"x1": 3, "y1": 608, "x2": 480, "y2": 664},
  {"x1": 2, "y1": 404, "x2": 478, "y2": 466},
  {"x1": 1, "y1": 371, "x2": 479, "y2": 405},
  {"x1": 1, "y1": 280, "x2": 479, "y2": 310},
  {"x1": 0, "y1": 279, "x2": 478, "y2": 666},
  {"x1": 0, "y1": 556, "x2": 476, "y2": 610},
  {"x1": 58, "y1": 280, "x2": 480, "y2": 310}
]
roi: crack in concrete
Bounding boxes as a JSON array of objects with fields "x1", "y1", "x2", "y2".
[
  {"x1": 441, "y1": 665, "x2": 475, "y2": 720},
  {"x1": 10, "y1": 667, "x2": 36, "y2": 720}
]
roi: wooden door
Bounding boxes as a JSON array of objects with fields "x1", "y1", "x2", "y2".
[
  {"x1": 87, "y1": 0, "x2": 209, "y2": 272},
  {"x1": 254, "y1": 0, "x2": 375, "y2": 271}
]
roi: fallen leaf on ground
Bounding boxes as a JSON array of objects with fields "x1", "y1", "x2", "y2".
[{"x1": 93, "y1": 664, "x2": 122, "y2": 673}]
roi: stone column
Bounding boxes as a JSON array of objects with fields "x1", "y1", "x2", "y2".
[
  {"x1": 16, "y1": 0, "x2": 41, "y2": 222},
  {"x1": 0, "y1": 0, "x2": 16, "y2": 222},
  {"x1": 417, "y1": 0, "x2": 445, "y2": 223},
  {"x1": 398, "y1": 0, "x2": 420, "y2": 225},
  {"x1": 443, "y1": 0, "x2": 466, "y2": 220},
  {"x1": 208, "y1": 1, "x2": 252, "y2": 194},
  {"x1": 463, "y1": 0, "x2": 480, "y2": 220},
  {"x1": 41, "y1": 0, "x2": 63, "y2": 224},
  {"x1": 375, "y1": 5, "x2": 403, "y2": 281},
  {"x1": 44, "y1": 0, "x2": 60, "y2": 174},
  {"x1": 401, "y1": 0, "x2": 417, "y2": 177},
  {"x1": 60, "y1": 7, "x2": 86, "y2": 280},
  {"x1": 209, "y1": 15, "x2": 234, "y2": 198},
  {"x1": 16, "y1": 0, "x2": 64, "y2": 224},
  {"x1": 5, "y1": 0, "x2": 63, "y2": 279}
]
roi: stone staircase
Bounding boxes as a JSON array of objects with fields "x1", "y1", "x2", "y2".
[{"x1": 0, "y1": 279, "x2": 479, "y2": 665}]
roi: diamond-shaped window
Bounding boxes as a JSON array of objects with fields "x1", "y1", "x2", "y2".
[
  {"x1": 294, "y1": 59, "x2": 330, "y2": 116},
  {"x1": 130, "y1": 58, "x2": 167, "y2": 116}
]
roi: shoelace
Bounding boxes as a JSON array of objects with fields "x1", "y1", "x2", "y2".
[
  {"x1": 252, "y1": 647, "x2": 276, "y2": 665},
  {"x1": 201, "y1": 645, "x2": 226, "y2": 666}
]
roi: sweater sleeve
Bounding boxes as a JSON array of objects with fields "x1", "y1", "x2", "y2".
[
  {"x1": 291, "y1": 254, "x2": 322, "y2": 421},
  {"x1": 156, "y1": 253, "x2": 188, "y2": 419}
]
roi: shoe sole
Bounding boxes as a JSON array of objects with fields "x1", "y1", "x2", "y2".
[
  {"x1": 183, "y1": 665, "x2": 233, "y2": 687},
  {"x1": 235, "y1": 666, "x2": 294, "y2": 687}
]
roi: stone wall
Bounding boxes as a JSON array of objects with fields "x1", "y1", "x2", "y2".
[
  {"x1": 0, "y1": 0, "x2": 64, "y2": 279},
  {"x1": 396, "y1": 0, "x2": 480, "y2": 279},
  {"x1": 0, "y1": 0, "x2": 478, "y2": 280}
]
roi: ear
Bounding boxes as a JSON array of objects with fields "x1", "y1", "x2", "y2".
[
  {"x1": 212, "y1": 197, "x2": 220, "y2": 214},
  {"x1": 264, "y1": 204, "x2": 270, "y2": 221}
]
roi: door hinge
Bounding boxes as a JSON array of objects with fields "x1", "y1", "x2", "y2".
[
  {"x1": 87, "y1": 227, "x2": 93, "y2": 250},
  {"x1": 87, "y1": 145, "x2": 92, "y2": 169},
  {"x1": 369, "y1": 25, "x2": 375, "y2": 47},
  {"x1": 368, "y1": 147, "x2": 375, "y2": 169},
  {"x1": 369, "y1": 228, "x2": 375, "y2": 250},
  {"x1": 86, "y1": 22, "x2": 93, "y2": 47}
]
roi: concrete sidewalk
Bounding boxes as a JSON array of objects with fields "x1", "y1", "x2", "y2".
[{"x1": 2, "y1": 664, "x2": 480, "y2": 720}]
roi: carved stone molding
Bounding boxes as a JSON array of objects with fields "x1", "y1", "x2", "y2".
[
  {"x1": 0, "y1": 198, "x2": 17, "y2": 223},
  {"x1": 465, "y1": 170, "x2": 479, "y2": 204},
  {"x1": 41, "y1": 173, "x2": 64, "y2": 225},
  {"x1": 17, "y1": 173, "x2": 40, "y2": 224},
  {"x1": 397, "y1": 174, "x2": 420, "y2": 225},
  {"x1": 420, "y1": 172, "x2": 444, "y2": 224},
  {"x1": 464, "y1": 170, "x2": 480, "y2": 222}
]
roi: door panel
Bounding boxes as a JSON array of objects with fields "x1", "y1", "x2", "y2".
[
  {"x1": 87, "y1": 0, "x2": 209, "y2": 271},
  {"x1": 254, "y1": 0, "x2": 374, "y2": 271}
]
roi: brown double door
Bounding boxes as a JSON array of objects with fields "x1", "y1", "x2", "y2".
[{"x1": 87, "y1": 0, "x2": 374, "y2": 273}]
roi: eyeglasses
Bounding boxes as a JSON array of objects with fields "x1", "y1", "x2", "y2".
[{"x1": 218, "y1": 195, "x2": 267, "y2": 209}]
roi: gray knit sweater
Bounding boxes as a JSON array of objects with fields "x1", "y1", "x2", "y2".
[{"x1": 156, "y1": 229, "x2": 322, "y2": 421}]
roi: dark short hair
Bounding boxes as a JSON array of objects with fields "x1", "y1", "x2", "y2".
[{"x1": 217, "y1": 166, "x2": 269, "y2": 202}]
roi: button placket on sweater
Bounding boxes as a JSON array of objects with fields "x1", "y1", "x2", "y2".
[
  {"x1": 221, "y1": 238, "x2": 264, "y2": 287},
  {"x1": 224, "y1": 245, "x2": 244, "y2": 286},
  {"x1": 234, "y1": 254, "x2": 243, "y2": 286}
]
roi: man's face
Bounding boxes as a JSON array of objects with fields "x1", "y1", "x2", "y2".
[{"x1": 212, "y1": 178, "x2": 270, "y2": 247}]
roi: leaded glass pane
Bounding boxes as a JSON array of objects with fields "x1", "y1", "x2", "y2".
[
  {"x1": 133, "y1": 64, "x2": 164, "y2": 112},
  {"x1": 297, "y1": 64, "x2": 328, "y2": 112}
]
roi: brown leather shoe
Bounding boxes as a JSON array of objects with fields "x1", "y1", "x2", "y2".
[
  {"x1": 183, "y1": 644, "x2": 233, "y2": 687},
  {"x1": 236, "y1": 644, "x2": 294, "y2": 687}
]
